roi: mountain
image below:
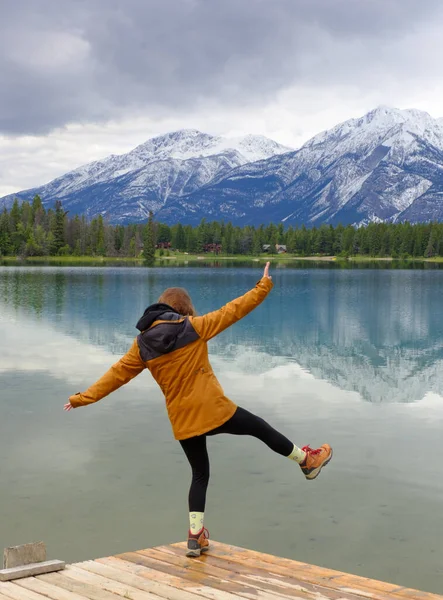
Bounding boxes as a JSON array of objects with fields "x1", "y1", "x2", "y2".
[
  {"x1": 2, "y1": 106, "x2": 443, "y2": 226},
  {"x1": 157, "y1": 106, "x2": 443, "y2": 226},
  {"x1": 0, "y1": 130, "x2": 291, "y2": 223}
]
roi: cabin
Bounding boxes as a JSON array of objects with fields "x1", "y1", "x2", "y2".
[
  {"x1": 262, "y1": 244, "x2": 287, "y2": 253},
  {"x1": 156, "y1": 241, "x2": 171, "y2": 249},
  {"x1": 203, "y1": 243, "x2": 222, "y2": 254}
]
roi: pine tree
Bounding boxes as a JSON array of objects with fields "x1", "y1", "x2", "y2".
[
  {"x1": 157, "y1": 223, "x2": 171, "y2": 244},
  {"x1": 286, "y1": 227, "x2": 297, "y2": 254},
  {"x1": 96, "y1": 215, "x2": 106, "y2": 256},
  {"x1": 73, "y1": 239, "x2": 82, "y2": 256},
  {"x1": 129, "y1": 236, "x2": 136, "y2": 257},
  {"x1": 9, "y1": 199, "x2": 20, "y2": 231},
  {"x1": 25, "y1": 232, "x2": 41, "y2": 256},
  {"x1": 50, "y1": 200, "x2": 66, "y2": 255},
  {"x1": 35, "y1": 225, "x2": 47, "y2": 255},
  {"x1": 0, "y1": 208, "x2": 11, "y2": 256},
  {"x1": 252, "y1": 228, "x2": 263, "y2": 255},
  {"x1": 31, "y1": 195, "x2": 44, "y2": 224},
  {"x1": 196, "y1": 219, "x2": 207, "y2": 253},
  {"x1": 425, "y1": 225, "x2": 438, "y2": 258},
  {"x1": 143, "y1": 212, "x2": 156, "y2": 261},
  {"x1": 172, "y1": 223, "x2": 186, "y2": 251}
]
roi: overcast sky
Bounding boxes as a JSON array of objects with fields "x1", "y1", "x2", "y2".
[{"x1": 1, "y1": 0, "x2": 443, "y2": 196}]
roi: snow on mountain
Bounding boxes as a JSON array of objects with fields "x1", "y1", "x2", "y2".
[
  {"x1": 2, "y1": 107, "x2": 443, "y2": 226},
  {"x1": 306, "y1": 106, "x2": 443, "y2": 155},
  {"x1": 0, "y1": 130, "x2": 291, "y2": 223},
  {"x1": 157, "y1": 106, "x2": 443, "y2": 226},
  {"x1": 127, "y1": 129, "x2": 289, "y2": 162}
]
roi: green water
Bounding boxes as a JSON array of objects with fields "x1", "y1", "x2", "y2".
[{"x1": 1, "y1": 265, "x2": 443, "y2": 594}]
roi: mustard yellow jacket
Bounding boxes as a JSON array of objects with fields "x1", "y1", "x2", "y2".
[{"x1": 69, "y1": 276, "x2": 273, "y2": 440}]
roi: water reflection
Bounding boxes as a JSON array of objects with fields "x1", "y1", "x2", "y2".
[
  {"x1": 2, "y1": 267, "x2": 443, "y2": 594},
  {"x1": 1, "y1": 267, "x2": 443, "y2": 404}
]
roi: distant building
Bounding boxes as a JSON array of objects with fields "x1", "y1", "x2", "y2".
[
  {"x1": 263, "y1": 243, "x2": 287, "y2": 253},
  {"x1": 203, "y1": 243, "x2": 222, "y2": 254},
  {"x1": 156, "y1": 242, "x2": 171, "y2": 249}
]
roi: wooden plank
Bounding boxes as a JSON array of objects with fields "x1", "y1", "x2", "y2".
[
  {"x1": 72, "y1": 562, "x2": 190, "y2": 600},
  {"x1": 60, "y1": 565, "x2": 163, "y2": 600},
  {"x1": 0, "y1": 560, "x2": 65, "y2": 581},
  {"x1": 104, "y1": 554, "x2": 252, "y2": 600},
  {"x1": 38, "y1": 570, "x2": 131, "y2": 600},
  {"x1": 139, "y1": 547, "x2": 345, "y2": 600},
  {"x1": 2, "y1": 540, "x2": 438, "y2": 600},
  {"x1": 229, "y1": 544, "x2": 443, "y2": 600},
  {"x1": 153, "y1": 544, "x2": 358, "y2": 600},
  {"x1": 206, "y1": 541, "x2": 438, "y2": 600},
  {"x1": 173, "y1": 542, "x2": 443, "y2": 600},
  {"x1": 0, "y1": 587, "x2": 38, "y2": 600},
  {"x1": 187, "y1": 543, "x2": 404, "y2": 600},
  {"x1": 121, "y1": 549, "x2": 311, "y2": 600},
  {"x1": 147, "y1": 546, "x2": 376, "y2": 600},
  {"x1": 14, "y1": 577, "x2": 90, "y2": 600},
  {"x1": 0, "y1": 580, "x2": 52, "y2": 600},
  {"x1": 97, "y1": 556, "x2": 205, "y2": 592},
  {"x1": 0, "y1": 593, "x2": 19, "y2": 600},
  {"x1": 90, "y1": 557, "x2": 213, "y2": 600},
  {"x1": 172, "y1": 541, "x2": 362, "y2": 582}
]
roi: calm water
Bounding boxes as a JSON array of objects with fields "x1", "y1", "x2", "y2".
[{"x1": 1, "y1": 265, "x2": 443, "y2": 594}]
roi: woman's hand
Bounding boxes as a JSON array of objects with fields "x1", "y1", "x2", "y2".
[
  {"x1": 64, "y1": 402, "x2": 73, "y2": 412},
  {"x1": 263, "y1": 261, "x2": 272, "y2": 280}
]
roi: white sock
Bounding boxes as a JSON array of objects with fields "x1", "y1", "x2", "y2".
[
  {"x1": 189, "y1": 512, "x2": 204, "y2": 535},
  {"x1": 287, "y1": 444, "x2": 306, "y2": 464}
]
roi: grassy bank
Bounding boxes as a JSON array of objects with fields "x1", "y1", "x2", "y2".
[
  {"x1": 0, "y1": 252, "x2": 332, "y2": 264},
  {"x1": 347, "y1": 255, "x2": 443, "y2": 263},
  {"x1": 1, "y1": 252, "x2": 443, "y2": 265}
]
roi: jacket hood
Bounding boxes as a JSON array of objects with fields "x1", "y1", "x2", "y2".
[{"x1": 135, "y1": 303, "x2": 180, "y2": 332}]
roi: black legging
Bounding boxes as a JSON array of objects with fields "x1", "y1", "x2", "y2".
[{"x1": 179, "y1": 406, "x2": 294, "y2": 513}]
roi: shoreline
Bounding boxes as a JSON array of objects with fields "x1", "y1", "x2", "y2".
[{"x1": 1, "y1": 253, "x2": 443, "y2": 264}]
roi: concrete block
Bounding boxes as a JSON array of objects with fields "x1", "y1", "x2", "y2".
[
  {"x1": 3, "y1": 542, "x2": 46, "y2": 569},
  {"x1": 0, "y1": 559, "x2": 65, "y2": 581}
]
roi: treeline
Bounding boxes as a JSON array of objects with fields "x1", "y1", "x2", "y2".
[{"x1": 1, "y1": 196, "x2": 443, "y2": 258}]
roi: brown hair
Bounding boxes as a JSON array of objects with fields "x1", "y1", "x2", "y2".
[{"x1": 158, "y1": 287, "x2": 196, "y2": 316}]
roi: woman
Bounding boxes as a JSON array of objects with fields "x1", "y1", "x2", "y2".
[{"x1": 65, "y1": 262, "x2": 332, "y2": 557}]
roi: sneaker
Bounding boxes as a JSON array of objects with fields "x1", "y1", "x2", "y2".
[
  {"x1": 300, "y1": 444, "x2": 333, "y2": 480},
  {"x1": 186, "y1": 527, "x2": 209, "y2": 557}
]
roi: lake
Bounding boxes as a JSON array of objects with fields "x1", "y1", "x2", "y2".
[{"x1": 1, "y1": 264, "x2": 443, "y2": 594}]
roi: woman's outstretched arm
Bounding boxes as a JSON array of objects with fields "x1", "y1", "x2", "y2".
[
  {"x1": 190, "y1": 262, "x2": 273, "y2": 342},
  {"x1": 64, "y1": 338, "x2": 145, "y2": 410}
]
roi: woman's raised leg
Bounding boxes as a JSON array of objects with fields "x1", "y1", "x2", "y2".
[{"x1": 207, "y1": 406, "x2": 332, "y2": 480}]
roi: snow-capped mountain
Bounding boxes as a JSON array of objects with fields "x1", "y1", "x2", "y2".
[
  {"x1": 0, "y1": 130, "x2": 291, "y2": 223},
  {"x1": 2, "y1": 107, "x2": 443, "y2": 226},
  {"x1": 157, "y1": 106, "x2": 443, "y2": 226}
]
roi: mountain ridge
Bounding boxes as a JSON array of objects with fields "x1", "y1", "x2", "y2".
[
  {"x1": 2, "y1": 106, "x2": 443, "y2": 226},
  {"x1": 0, "y1": 130, "x2": 292, "y2": 222}
]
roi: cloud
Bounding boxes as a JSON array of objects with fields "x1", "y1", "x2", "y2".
[
  {"x1": 1, "y1": 0, "x2": 443, "y2": 136},
  {"x1": 1, "y1": 0, "x2": 443, "y2": 195}
]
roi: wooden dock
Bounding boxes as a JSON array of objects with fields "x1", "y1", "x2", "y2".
[{"x1": 0, "y1": 540, "x2": 442, "y2": 600}]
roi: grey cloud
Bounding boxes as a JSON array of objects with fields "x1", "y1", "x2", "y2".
[{"x1": 1, "y1": 0, "x2": 442, "y2": 135}]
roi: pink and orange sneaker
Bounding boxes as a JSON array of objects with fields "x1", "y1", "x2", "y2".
[
  {"x1": 186, "y1": 527, "x2": 210, "y2": 557},
  {"x1": 300, "y1": 444, "x2": 333, "y2": 480}
]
